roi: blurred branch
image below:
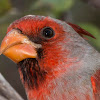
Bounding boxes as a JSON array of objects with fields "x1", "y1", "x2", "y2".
[
  {"x1": 10, "y1": 0, "x2": 36, "y2": 12},
  {"x1": 82, "y1": 0, "x2": 100, "y2": 8},
  {"x1": 0, "y1": 95, "x2": 7, "y2": 100},
  {"x1": 0, "y1": 73, "x2": 24, "y2": 100}
]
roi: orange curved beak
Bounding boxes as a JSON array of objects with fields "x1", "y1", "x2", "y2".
[{"x1": 0, "y1": 29, "x2": 41, "y2": 63}]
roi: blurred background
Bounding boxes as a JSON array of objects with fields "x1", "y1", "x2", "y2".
[{"x1": 0, "y1": 0, "x2": 100, "y2": 99}]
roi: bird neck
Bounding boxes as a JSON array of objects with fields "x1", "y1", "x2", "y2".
[
  {"x1": 18, "y1": 59, "x2": 95, "y2": 100},
  {"x1": 25, "y1": 69, "x2": 95, "y2": 100}
]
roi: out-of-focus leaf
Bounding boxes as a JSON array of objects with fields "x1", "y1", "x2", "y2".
[
  {"x1": 0, "y1": 0, "x2": 11, "y2": 16},
  {"x1": 42, "y1": 0, "x2": 74, "y2": 12},
  {"x1": 79, "y1": 23, "x2": 100, "y2": 50},
  {"x1": 30, "y1": 0, "x2": 74, "y2": 17},
  {"x1": 0, "y1": 23, "x2": 9, "y2": 42}
]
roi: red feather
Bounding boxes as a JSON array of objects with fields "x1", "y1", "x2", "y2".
[{"x1": 67, "y1": 22, "x2": 96, "y2": 39}]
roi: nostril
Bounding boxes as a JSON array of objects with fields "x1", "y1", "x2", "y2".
[{"x1": 13, "y1": 28, "x2": 23, "y2": 34}]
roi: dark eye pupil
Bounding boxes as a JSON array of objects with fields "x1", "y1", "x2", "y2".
[{"x1": 43, "y1": 28, "x2": 54, "y2": 38}]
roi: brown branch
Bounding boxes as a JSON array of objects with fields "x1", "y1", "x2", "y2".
[
  {"x1": 0, "y1": 95, "x2": 7, "y2": 100},
  {"x1": 0, "y1": 73, "x2": 24, "y2": 100}
]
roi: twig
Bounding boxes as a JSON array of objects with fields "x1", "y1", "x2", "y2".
[
  {"x1": 0, "y1": 95, "x2": 7, "y2": 100},
  {"x1": 0, "y1": 73, "x2": 24, "y2": 100}
]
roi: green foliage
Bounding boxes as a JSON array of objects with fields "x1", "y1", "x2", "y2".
[
  {"x1": 0, "y1": 23, "x2": 9, "y2": 42},
  {"x1": 79, "y1": 23, "x2": 100, "y2": 50},
  {"x1": 42, "y1": 0, "x2": 74, "y2": 12},
  {"x1": 0, "y1": 0, "x2": 11, "y2": 16},
  {"x1": 30, "y1": 0, "x2": 74, "y2": 17}
]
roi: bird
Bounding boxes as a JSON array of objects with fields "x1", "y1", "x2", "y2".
[{"x1": 0, "y1": 15, "x2": 100, "y2": 100}]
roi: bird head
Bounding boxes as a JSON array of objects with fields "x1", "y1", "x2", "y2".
[{"x1": 0, "y1": 15, "x2": 96, "y2": 99}]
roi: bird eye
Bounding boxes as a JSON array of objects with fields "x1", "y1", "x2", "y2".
[{"x1": 42, "y1": 27, "x2": 55, "y2": 39}]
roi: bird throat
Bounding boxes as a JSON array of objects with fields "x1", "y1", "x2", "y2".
[{"x1": 17, "y1": 58, "x2": 47, "y2": 89}]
